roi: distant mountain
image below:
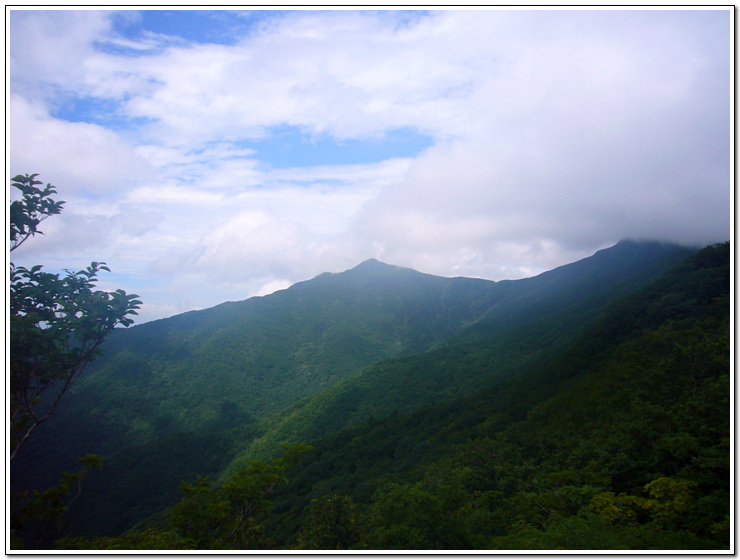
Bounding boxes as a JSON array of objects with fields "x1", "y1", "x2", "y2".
[
  {"x1": 449, "y1": 239, "x2": 696, "y2": 341},
  {"x1": 13, "y1": 257, "x2": 503, "y2": 488},
  {"x1": 261, "y1": 241, "x2": 729, "y2": 550},
  {"x1": 12, "y1": 239, "x2": 699, "y2": 543},
  {"x1": 208, "y1": 240, "x2": 697, "y2": 476}
]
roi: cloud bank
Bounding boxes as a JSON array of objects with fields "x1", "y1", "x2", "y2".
[{"x1": 8, "y1": 9, "x2": 731, "y2": 323}]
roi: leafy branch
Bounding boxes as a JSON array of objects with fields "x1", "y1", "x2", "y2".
[
  {"x1": 9, "y1": 174, "x2": 65, "y2": 253},
  {"x1": 9, "y1": 175, "x2": 142, "y2": 461}
]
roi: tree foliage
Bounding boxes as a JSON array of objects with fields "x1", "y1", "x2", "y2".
[
  {"x1": 10, "y1": 454, "x2": 103, "y2": 549},
  {"x1": 296, "y1": 495, "x2": 367, "y2": 549},
  {"x1": 263, "y1": 243, "x2": 729, "y2": 551},
  {"x1": 9, "y1": 174, "x2": 141, "y2": 549},
  {"x1": 9, "y1": 173, "x2": 65, "y2": 252},
  {"x1": 62, "y1": 445, "x2": 311, "y2": 550},
  {"x1": 9, "y1": 174, "x2": 142, "y2": 462}
]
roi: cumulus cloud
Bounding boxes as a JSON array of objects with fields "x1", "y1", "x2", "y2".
[
  {"x1": 9, "y1": 11, "x2": 113, "y2": 96},
  {"x1": 7, "y1": 9, "x2": 730, "y2": 322},
  {"x1": 9, "y1": 95, "x2": 153, "y2": 195},
  {"x1": 352, "y1": 10, "x2": 730, "y2": 278},
  {"x1": 148, "y1": 174, "x2": 383, "y2": 283}
]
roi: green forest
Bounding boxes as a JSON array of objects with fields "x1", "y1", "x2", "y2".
[{"x1": 10, "y1": 212, "x2": 730, "y2": 550}]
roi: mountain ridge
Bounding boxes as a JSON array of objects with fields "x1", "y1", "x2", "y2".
[
  {"x1": 132, "y1": 240, "x2": 678, "y2": 327},
  {"x1": 211, "y1": 241, "x2": 697, "y2": 476},
  {"x1": 12, "y1": 239, "x2": 709, "y2": 545},
  {"x1": 257, "y1": 242, "x2": 729, "y2": 550},
  {"x1": 13, "y1": 240, "x2": 694, "y2": 459}
]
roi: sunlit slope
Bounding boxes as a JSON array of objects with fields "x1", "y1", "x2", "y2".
[
  {"x1": 70, "y1": 259, "x2": 503, "y2": 430},
  {"x1": 215, "y1": 240, "x2": 696, "y2": 474},
  {"x1": 14, "y1": 240, "x2": 693, "y2": 540},
  {"x1": 14, "y1": 258, "x2": 504, "y2": 486},
  {"x1": 262, "y1": 242, "x2": 729, "y2": 550},
  {"x1": 27, "y1": 241, "x2": 690, "y2": 473}
]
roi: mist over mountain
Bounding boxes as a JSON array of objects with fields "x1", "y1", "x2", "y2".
[{"x1": 11, "y1": 240, "x2": 729, "y2": 551}]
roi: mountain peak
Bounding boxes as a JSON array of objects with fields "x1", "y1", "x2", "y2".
[
  {"x1": 340, "y1": 257, "x2": 394, "y2": 271},
  {"x1": 289, "y1": 258, "x2": 410, "y2": 292},
  {"x1": 353, "y1": 258, "x2": 387, "y2": 269},
  {"x1": 345, "y1": 258, "x2": 422, "y2": 279}
]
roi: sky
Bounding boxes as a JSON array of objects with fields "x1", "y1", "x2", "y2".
[{"x1": 8, "y1": 8, "x2": 732, "y2": 324}]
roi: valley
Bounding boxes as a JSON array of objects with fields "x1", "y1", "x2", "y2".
[{"x1": 11, "y1": 240, "x2": 730, "y2": 550}]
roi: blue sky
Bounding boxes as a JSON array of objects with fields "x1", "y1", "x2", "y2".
[
  {"x1": 125, "y1": 10, "x2": 258, "y2": 44},
  {"x1": 240, "y1": 127, "x2": 433, "y2": 168},
  {"x1": 8, "y1": 8, "x2": 731, "y2": 323},
  {"x1": 52, "y1": 95, "x2": 433, "y2": 168}
]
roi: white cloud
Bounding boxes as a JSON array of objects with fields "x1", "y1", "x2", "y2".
[
  {"x1": 9, "y1": 10, "x2": 112, "y2": 95},
  {"x1": 32, "y1": 11, "x2": 496, "y2": 145},
  {"x1": 148, "y1": 173, "x2": 383, "y2": 283},
  {"x1": 7, "y1": 9, "x2": 730, "y2": 322},
  {"x1": 352, "y1": 10, "x2": 730, "y2": 279},
  {"x1": 8, "y1": 94, "x2": 152, "y2": 195},
  {"x1": 252, "y1": 279, "x2": 292, "y2": 298}
]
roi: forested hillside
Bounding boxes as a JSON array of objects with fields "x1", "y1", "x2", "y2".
[
  {"x1": 12, "y1": 259, "x2": 501, "y2": 492},
  {"x1": 11, "y1": 241, "x2": 729, "y2": 550},
  {"x1": 261, "y1": 241, "x2": 730, "y2": 550}
]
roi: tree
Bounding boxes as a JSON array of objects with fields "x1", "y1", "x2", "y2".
[
  {"x1": 10, "y1": 173, "x2": 65, "y2": 252},
  {"x1": 10, "y1": 454, "x2": 103, "y2": 549},
  {"x1": 62, "y1": 444, "x2": 312, "y2": 550},
  {"x1": 169, "y1": 444, "x2": 311, "y2": 549},
  {"x1": 9, "y1": 173, "x2": 142, "y2": 461},
  {"x1": 296, "y1": 495, "x2": 367, "y2": 550}
]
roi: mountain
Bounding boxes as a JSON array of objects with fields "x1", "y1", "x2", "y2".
[
  {"x1": 203, "y1": 242, "x2": 700, "y2": 477},
  {"x1": 13, "y1": 259, "x2": 504, "y2": 484},
  {"x1": 260, "y1": 242, "x2": 729, "y2": 550},
  {"x1": 13, "y1": 239, "x2": 719, "y2": 548}
]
